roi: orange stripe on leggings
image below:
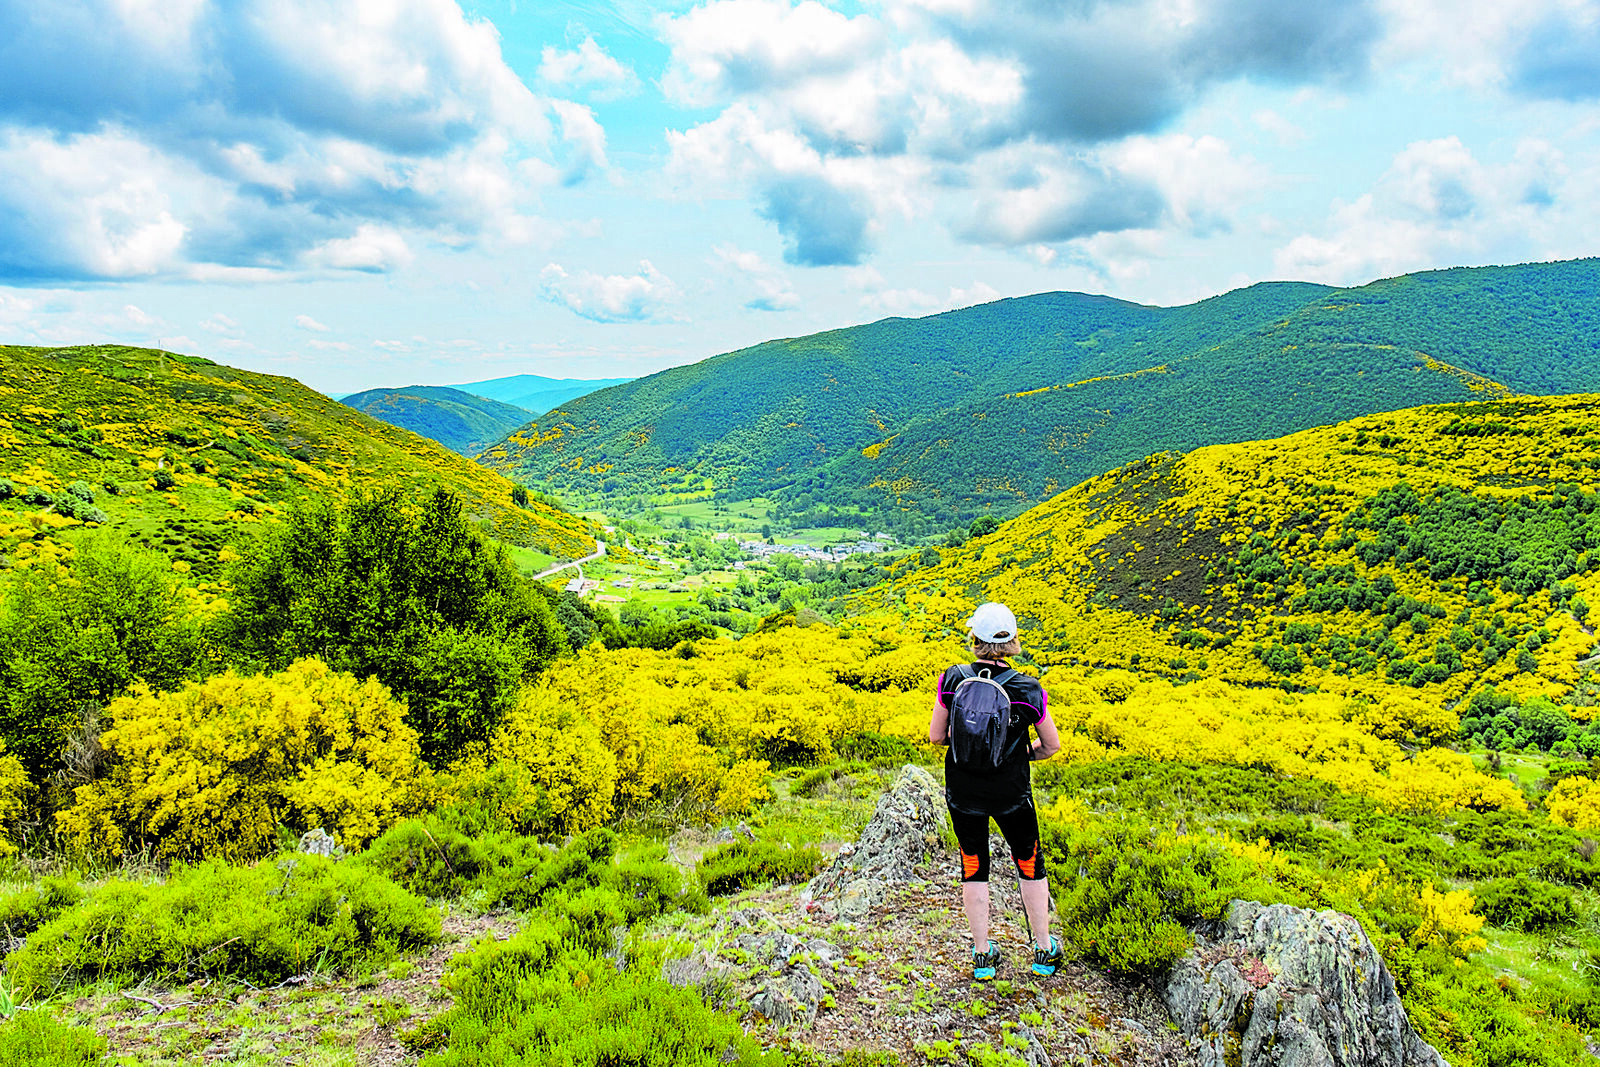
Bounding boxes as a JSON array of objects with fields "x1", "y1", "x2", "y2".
[
  {"x1": 961, "y1": 850, "x2": 982, "y2": 878},
  {"x1": 1016, "y1": 843, "x2": 1040, "y2": 879}
]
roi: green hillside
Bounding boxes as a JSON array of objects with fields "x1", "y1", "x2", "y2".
[
  {"x1": 0, "y1": 345, "x2": 596, "y2": 576},
  {"x1": 864, "y1": 390, "x2": 1600, "y2": 711},
  {"x1": 483, "y1": 259, "x2": 1600, "y2": 536},
  {"x1": 340, "y1": 385, "x2": 532, "y2": 455},
  {"x1": 448, "y1": 372, "x2": 635, "y2": 413}
]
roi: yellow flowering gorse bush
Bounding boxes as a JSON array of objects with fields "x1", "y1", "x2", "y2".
[{"x1": 59, "y1": 658, "x2": 428, "y2": 862}]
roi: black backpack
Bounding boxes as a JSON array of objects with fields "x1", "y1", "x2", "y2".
[{"x1": 949, "y1": 664, "x2": 1018, "y2": 769}]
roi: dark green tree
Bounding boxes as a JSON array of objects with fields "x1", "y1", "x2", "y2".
[
  {"x1": 0, "y1": 533, "x2": 206, "y2": 778},
  {"x1": 221, "y1": 487, "x2": 567, "y2": 764}
]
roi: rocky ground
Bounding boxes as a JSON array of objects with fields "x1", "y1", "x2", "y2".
[{"x1": 655, "y1": 867, "x2": 1198, "y2": 1067}]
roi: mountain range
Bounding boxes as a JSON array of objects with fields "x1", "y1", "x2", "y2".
[
  {"x1": 480, "y1": 258, "x2": 1600, "y2": 535},
  {"x1": 340, "y1": 385, "x2": 535, "y2": 456}
]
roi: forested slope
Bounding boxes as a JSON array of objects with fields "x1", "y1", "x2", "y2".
[
  {"x1": 484, "y1": 259, "x2": 1600, "y2": 533},
  {"x1": 340, "y1": 384, "x2": 532, "y2": 455}
]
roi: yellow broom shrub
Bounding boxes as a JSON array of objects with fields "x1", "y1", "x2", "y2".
[
  {"x1": 58, "y1": 659, "x2": 427, "y2": 862},
  {"x1": 488, "y1": 688, "x2": 618, "y2": 835}
]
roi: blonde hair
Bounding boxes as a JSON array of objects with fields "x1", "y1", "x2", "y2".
[{"x1": 972, "y1": 635, "x2": 1022, "y2": 659}]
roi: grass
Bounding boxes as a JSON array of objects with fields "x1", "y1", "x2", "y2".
[{"x1": 500, "y1": 543, "x2": 558, "y2": 574}]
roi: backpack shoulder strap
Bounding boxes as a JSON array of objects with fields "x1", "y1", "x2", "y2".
[
  {"x1": 992, "y1": 668, "x2": 1019, "y2": 686},
  {"x1": 954, "y1": 664, "x2": 976, "y2": 680}
]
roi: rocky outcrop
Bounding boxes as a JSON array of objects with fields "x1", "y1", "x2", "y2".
[
  {"x1": 663, "y1": 907, "x2": 849, "y2": 1028},
  {"x1": 1165, "y1": 900, "x2": 1448, "y2": 1067},
  {"x1": 804, "y1": 764, "x2": 943, "y2": 919}
]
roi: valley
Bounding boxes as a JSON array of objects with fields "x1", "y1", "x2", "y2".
[{"x1": 5, "y1": 265, "x2": 1600, "y2": 1066}]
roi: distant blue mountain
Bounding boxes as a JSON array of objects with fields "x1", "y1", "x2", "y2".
[
  {"x1": 340, "y1": 385, "x2": 532, "y2": 456},
  {"x1": 447, "y1": 373, "x2": 634, "y2": 415}
]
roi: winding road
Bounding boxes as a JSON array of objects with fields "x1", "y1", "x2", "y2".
[{"x1": 529, "y1": 538, "x2": 607, "y2": 581}]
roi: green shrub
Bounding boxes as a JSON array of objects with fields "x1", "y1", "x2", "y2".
[
  {"x1": 0, "y1": 480, "x2": 13, "y2": 502},
  {"x1": 416, "y1": 920, "x2": 771, "y2": 1067},
  {"x1": 1473, "y1": 876, "x2": 1575, "y2": 932},
  {"x1": 64, "y1": 482, "x2": 95, "y2": 504},
  {"x1": 358, "y1": 822, "x2": 705, "y2": 920},
  {"x1": 1044, "y1": 818, "x2": 1304, "y2": 980},
  {"x1": 0, "y1": 1013, "x2": 104, "y2": 1066},
  {"x1": 696, "y1": 839, "x2": 822, "y2": 896},
  {"x1": 6, "y1": 855, "x2": 439, "y2": 996},
  {"x1": 0, "y1": 877, "x2": 84, "y2": 941},
  {"x1": 835, "y1": 731, "x2": 920, "y2": 766},
  {"x1": 152, "y1": 468, "x2": 176, "y2": 491}
]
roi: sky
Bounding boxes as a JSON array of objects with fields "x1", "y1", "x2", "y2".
[{"x1": 2, "y1": 0, "x2": 1600, "y2": 396}]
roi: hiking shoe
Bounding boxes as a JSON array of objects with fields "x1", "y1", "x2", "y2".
[
  {"x1": 972, "y1": 941, "x2": 1001, "y2": 981},
  {"x1": 1031, "y1": 936, "x2": 1063, "y2": 976}
]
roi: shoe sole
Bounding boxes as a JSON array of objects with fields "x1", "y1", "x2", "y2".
[
  {"x1": 1030, "y1": 963, "x2": 1058, "y2": 976},
  {"x1": 973, "y1": 967, "x2": 996, "y2": 981}
]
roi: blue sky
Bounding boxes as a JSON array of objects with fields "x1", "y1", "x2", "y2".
[{"x1": 2, "y1": 0, "x2": 1599, "y2": 395}]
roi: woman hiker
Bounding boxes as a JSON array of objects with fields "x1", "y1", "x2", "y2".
[{"x1": 929, "y1": 601, "x2": 1063, "y2": 981}]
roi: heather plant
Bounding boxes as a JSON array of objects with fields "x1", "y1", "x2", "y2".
[
  {"x1": 57, "y1": 658, "x2": 428, "y2": 862},
  {"x1": 5, "y1": 853, "x2": 438, "y2": 996},
  {"x1": 0, "y1": 1013, "x2": 104, "y2": 1066},
  {"x1": 415, "y1": 917, "x2": 772, "y2": 1067},
  {"x1": 696, "y1": 839, "x2": 823, "y2": 896},
  {"x1": 0, "y1": 876, "x2": 83, "y2": 941}
]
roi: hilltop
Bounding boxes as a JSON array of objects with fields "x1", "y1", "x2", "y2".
[
  {"x1": 340, "y1": 384, "x2": 532, "y2": 455},
  {"x1": 0, "y1": 345, "x2": 595, "y2": 576},
  {"x1": 483, "y1": 259, "x2": 1600, "y2": 535},
  {"x1": 867, "y1": 391, "x2": 1600, "y2": 707}
]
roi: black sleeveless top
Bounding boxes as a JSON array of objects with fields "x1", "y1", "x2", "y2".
[{"x1": 937, "y1": 661, "x2": 1047, "y2": 816}]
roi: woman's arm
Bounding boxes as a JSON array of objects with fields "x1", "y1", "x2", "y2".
[
  {"x1": 929, "y1": 692, "x2": 950, "y2": 745},
  {"x1": 1030, "y1": 708, "x2": 1061, "y2": 761}
]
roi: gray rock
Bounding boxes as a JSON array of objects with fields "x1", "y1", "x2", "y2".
[
  {"x1": 1014, "y1": 1023, "x2": 1053, "y2": 1067},
  {"x1": 750, "y1": 987, "x2": 794, "y2": 1026},
  {"x1": 837, "y1": 877, "x2": 887, "y2": 921},
  {"x1": 663, "y1": 950, "x2": 730, "y2": 993},
  {"x1": 806, "y1": 764, "x2": 943, "y2": 913},
  {"x1": 297, "y1": 828, "x2": 344, "y2": 859},
  {"x1": 1165, "y1": 900, "x2": 1449, "y2": 1067}
]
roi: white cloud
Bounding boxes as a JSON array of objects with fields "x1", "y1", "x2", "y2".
[
  {"x1": 538, "y1": 36, "x2": 637, "y2": 98},
  {"x1": 713, "y1": 243, "x2": 800, "y2": 310},
  {"x1": 658, "y1": 0, "x2": 1361, "y2": 266},
  {"x1": 1252, "y1": 109, "x2": 1308, "y2": 146},
  {"x1": 124, "y1": 304, "x2": 157, "y2": 326},
  {"x1": 660, "y1": 0, "x2": 885, "y2": 108},
  {"x1": 550, "y1": 100, "x2": 609, "y2": 184},
  {"x1": 306, "y1": 225, "x2": 415, "y2": 272},
  {"x1": 858, "y1": 279, "x2": 1001, "y2": 316},
  {"x1": 295, "y1": 314, "x2": 332, "y2": 332},
  {"x1": 308, "y1": 338, "x2": 353, "y2": 351},
  {"x1": 539, "y1": 260, "x2": 680, "y2": 322},
  {"x1": 200, "y1": 312, "x2": 239, "y2": 334},
  {"x1": 0, "y1": 0, "x2": 599, "y2": 282},
  {"x1": 1274, "y1": 135, "x2": 1593, "y2": 284}
]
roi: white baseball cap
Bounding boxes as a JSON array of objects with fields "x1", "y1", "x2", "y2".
[{"x1": 965, "y1": 602, "x2": 1018, "y2": 643}]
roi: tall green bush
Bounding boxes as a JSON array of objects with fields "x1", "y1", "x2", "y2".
[{"x1": 221, "y1": 487, "x2": 567, "y2": 763}]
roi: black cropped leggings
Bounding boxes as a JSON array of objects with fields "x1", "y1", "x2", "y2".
[{"x1": 949, "y1": 803, "x2": 1046, "y2": 883}]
